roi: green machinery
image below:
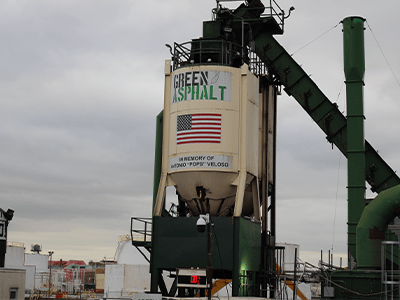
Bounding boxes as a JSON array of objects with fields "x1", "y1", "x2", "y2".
[{"x1": 131, "y1": 1, "x2": 400, "y2": 299}]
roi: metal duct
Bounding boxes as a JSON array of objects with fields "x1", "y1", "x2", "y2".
[
  {"x1": 343, "y1": 16, "x2": 366, "y2": 266},
  {"x1": 356, "y1": 184, "x2": 400, "y2": 269}
]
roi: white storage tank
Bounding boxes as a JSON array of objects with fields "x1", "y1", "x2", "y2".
[
  {"x1": 114, "y1": 235, "x2": 148, "y2": 265},
  {"x1": 104, "y1": 264, "x2": 151, "y2": 297},
  {"x1": 4, "y1": 242, "x2": 25, "y2": 268},
  {"x1": 276, "y1": 242, "x2": 300, "y2": 272},
  {"x1": 24, "y1": 252, "x2": 48, "y2": 273},
  {"x1": 155, "y1": 62, "x2": 263, "y2": 217}
]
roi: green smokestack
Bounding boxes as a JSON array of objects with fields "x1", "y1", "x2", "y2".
[{"x1": 343, "y1": 16, "x2": 366, "y2": 268}]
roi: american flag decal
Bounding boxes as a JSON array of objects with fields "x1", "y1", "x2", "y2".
[{"x1": 177, "y1": 113, "x2": 222, "y2": 145}]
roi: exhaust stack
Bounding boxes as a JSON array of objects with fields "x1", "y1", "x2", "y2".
[{"x1": 343, "y1": 16, "x2": 366, "y2": 268}]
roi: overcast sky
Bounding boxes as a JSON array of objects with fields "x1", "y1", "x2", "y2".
[{"x1": 2, "y1": 0, "x2": 400, "y2": 266}]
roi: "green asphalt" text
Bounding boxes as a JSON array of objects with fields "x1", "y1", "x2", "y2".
[{"x1": 172, "y1": 85, "x2": 227, "y2": 103}]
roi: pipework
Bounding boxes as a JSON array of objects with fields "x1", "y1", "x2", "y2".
[{"x1": 342, "y1": 16, "x2": 366, "y2": 267}]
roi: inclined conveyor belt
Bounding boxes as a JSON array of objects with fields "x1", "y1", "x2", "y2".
[{"x1": 253, "y1": 30, "x2": 400, "y2": 194}]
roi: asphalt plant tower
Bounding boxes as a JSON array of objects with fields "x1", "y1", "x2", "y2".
[
  {"x1": 142, "y1": 1, "x2": 400, "y2": 299},
  {"x1": 149, "y1": 0, "x2": 284, "y2": 297}
]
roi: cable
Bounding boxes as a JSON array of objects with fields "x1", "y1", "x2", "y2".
[
  {"x1": 330, "y1": 72, "x2": 345, "y2": 255},
  {"x1": 331, "y1": 152, "x2": 341, "y2": 253},
  {"x1": 366, "y1": 20, "x2": 400, "y2": 88},
  {"x1": 335, "y1": 74, "x2": 346, "y2": 112},
  {"x1": 291, "y1": 22, "x2": 340, "y2": 56}
]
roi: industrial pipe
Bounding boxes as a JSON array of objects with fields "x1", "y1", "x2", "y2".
[
  {"x1": 356, "y1": 184, "x2": 400, "y2": 269},
  {"x1": 343, "y1": 16, "x2": 366, "y2": 266}
]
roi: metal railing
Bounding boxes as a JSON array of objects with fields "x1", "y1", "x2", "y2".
[
  {"x1": 172, "y1": 40, "x2": 267, "y2": 76},
  {"x1": 130, "y1": 217, "x2": 152, "y2": 244},
  {"x1": 212, "y1": 0, "x2": 285, "y2": 30},
  {"x1": 248, "y1": 41, "x2": 267, "y2": 75},
  {"x1": 7, "y1": 241, "x2": 24, "y2": 248},
  {"x1": 382, "y1": 241, "x2": 400, "y2": 300},
  {"x1": 171, "y1": 1, "x2": 281, "y2": 75},
  {"x1": 173, "y1": 39, "x2": 242, "y2": 69}
]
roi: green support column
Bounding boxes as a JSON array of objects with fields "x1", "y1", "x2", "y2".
[
  {"x1": 152, "y1": 111, "x2": 163, "y2": 215},
  {"x1": 232, "y1": 217, "x2": 240, "y2": 297},
  {"x1": 151, "y1": 111, "x2": 163, "y2": 293},
  {"x1": 343, "y1": 16, "x2": 366, "y2": 266}
]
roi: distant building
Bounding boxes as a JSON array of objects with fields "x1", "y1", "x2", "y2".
[{"x1": 4, "y1": 242, "x2": 108, "y2": 296}]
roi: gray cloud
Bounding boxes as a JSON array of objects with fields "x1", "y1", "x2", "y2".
[{"x1": 2, "y1": 0, "x2": 400, "y2": 265}]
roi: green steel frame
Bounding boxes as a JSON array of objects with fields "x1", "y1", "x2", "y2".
[
  {"x1": 152, "y1": 111, "x2": 163, "y2": 216},
  {"x1": 150, "y1": 216, "x2": 263, "y2": 296}
]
